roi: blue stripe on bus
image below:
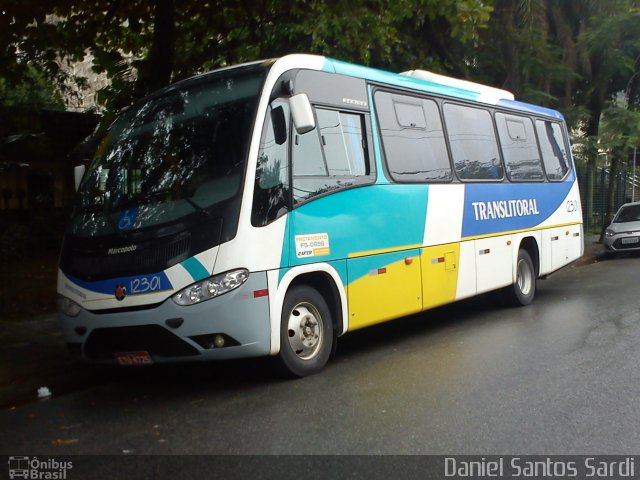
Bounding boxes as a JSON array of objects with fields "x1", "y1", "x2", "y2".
[
  {"x1": 180, "y1": 257, "x2": 210, "y2": 282},
  {"x1": 461, "y1": 181, "x2": 574, "y2": 237},
  {"x1": 62, "y1": 271, "x2": 173, "y2": 296},
  {"x1": 496, "y1": 99, "x2": 565, "y2": 120}
]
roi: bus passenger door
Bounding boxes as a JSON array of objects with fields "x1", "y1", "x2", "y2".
[{"x1": 347, "y1": 249, "x2": 422, "y2": 330}]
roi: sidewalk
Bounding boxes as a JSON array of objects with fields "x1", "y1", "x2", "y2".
[
  {"x1": 0, "y1": 236, "x2": 606, "y2": 410},
  {"x1": 575, "y1": 233, "x2": 605, "y2": 266}
]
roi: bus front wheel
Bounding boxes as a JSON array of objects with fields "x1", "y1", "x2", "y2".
[
  {"x1": 506, "y1": 249, "x2": 536, "y2": 306},
  {"x1": 277, "y1": 285, "x2": 333, "y2": 377}
]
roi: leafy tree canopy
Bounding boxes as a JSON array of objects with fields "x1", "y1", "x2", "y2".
[{"x1": 0, "y1": 0, "x2": 494, "y2": 117}]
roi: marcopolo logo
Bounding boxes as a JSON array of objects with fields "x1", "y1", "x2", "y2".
[
  {"x1": 107, "y1": 245, "x2": 137, "y2": 255},
  {"x1": 8, "y1": 456, "x2": 72, "y2": 479}
]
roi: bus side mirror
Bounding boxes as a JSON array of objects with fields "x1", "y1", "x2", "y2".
[
  {"x1": 74, "y1": 165, "x2": 86, "y2": 191},
  {"x1": 289, "y1": 93, "x2": 315, "y2": 134}
]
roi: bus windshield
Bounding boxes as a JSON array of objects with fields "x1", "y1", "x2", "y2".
[{"x1": 71, "y1": 68, "x2": 265, "y2": 237}]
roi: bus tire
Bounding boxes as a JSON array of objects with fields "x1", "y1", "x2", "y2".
[
  {"x1": 505, "y1": 249, "x2": 536, "y2": 306},
  {"x1": 276, "y1": 285, "x2": 333, "y2": 377}
]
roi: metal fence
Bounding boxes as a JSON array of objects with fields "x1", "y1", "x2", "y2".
[{"x1": 577, "y1": 165, "x2": 639, "y2": 234}]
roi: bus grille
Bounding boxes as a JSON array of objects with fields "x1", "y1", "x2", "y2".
[
  {"x1": 84, "y1": 325, "x2": 199, "y2": 360},
  {"x1": 62, "y1": 234, "x2": 191, "y2": 281}
]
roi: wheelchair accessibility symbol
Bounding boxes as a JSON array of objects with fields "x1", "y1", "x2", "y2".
[{"x1": 118, "y1": 208, "x2": 138, "y2": 231}]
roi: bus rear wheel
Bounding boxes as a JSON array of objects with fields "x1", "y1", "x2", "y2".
[
  {"x1": 505, "y1": 249, "x2": 536, "y2": 306},
  {"x1": 277, "y1": 285, "x2": 333, "y2": 377}
]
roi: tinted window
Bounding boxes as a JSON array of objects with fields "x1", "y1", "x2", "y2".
[
  {"x1": 375, "y1": 91, "x2": 451, "y2": 182},
  {"x1": 293, "y1": 116, "x2": 326, "y2": 176},
  {"x1": 536, "y1": 120, "x2": 570, "y2": 180},
  {"x1": 614, "y1": 204, "x2": 640, "y2": 223},
  {"x1": 495, "y1": 113, "x2": 544, "y2": 181},
  {"x1": 317, "y1": 109, "x2": 367, "y2": 175},
  {"x1": 444, "y1": 103, "x2": 503, "y2": 180},
  {"x1": 252, "y1": 100, "x2": 290, "y2": 226},
  {"x1": 72, "y1": 70, "x2": 264, "y2": 237},
  {"x1": 293, "y1": 108, "x2": 371, "y2": 204}
]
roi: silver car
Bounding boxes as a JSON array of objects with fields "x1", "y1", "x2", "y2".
[{"x1": 604, "y1": 201, "x2": 640, "y2": 252}]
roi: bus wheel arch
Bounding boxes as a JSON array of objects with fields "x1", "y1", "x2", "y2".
[
  {"x1": 519, "y1": 236, "x2": 540, "y2": 277},
  {"x1": 288, "y1": 271, "x2": 343, "y2": 343},
  {"x1": 273, "y1": 268, "x2": 344, "y2": 376}
]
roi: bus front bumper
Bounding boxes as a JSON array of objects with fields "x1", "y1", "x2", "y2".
[{"x1": 59, "y1": 271, "x2": 272, "y2": 364}]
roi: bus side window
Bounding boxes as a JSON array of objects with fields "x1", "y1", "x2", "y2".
[
  {"x1": 535, "y1": 120, "x2": 570, "y2": 180},
  {"x1": 252, "y1": 100, "x2": 291, "y2": 227},
  {"x1": 374, "y1": 91, "x2": 451, "y2": 182},
  {"x1": 292, "y1": 108, "x2": 370, "y2": 204},
  {"x1": 495, "y1": 113, "x2": 544, "y2": 181},
  {"x1": 444, "y1": 103, "x2": 503, "y2": 181}
]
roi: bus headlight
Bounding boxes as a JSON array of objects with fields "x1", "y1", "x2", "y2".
[
  {"x1": 57, "y1": 295, "x2": 82, "y2": 317},
  {"x1": 172, "y1": 269, "x2": 249, "y2": 306}
]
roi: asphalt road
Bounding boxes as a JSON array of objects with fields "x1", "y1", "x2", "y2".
[{"x1": 1, "y1": 252, "x2": 640, "y2": 459}]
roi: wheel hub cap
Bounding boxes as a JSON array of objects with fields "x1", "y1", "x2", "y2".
[{"x1": 287, "y1": 303, "x2": 323, "y2": 360}]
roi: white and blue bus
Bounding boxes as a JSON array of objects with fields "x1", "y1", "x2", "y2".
[{"x1": 58, "y1": 54, "x2": 583, "y2": 376}]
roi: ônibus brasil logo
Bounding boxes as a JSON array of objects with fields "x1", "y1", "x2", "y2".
[{"x1": 8, "y1": 456, "x2": 73, "y2": 479}]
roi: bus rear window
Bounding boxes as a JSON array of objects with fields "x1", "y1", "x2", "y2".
[{"x1": 536, "y1": 120, "x2": 570, "y2": 180}]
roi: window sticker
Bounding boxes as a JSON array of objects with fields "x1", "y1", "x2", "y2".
[
  {"x1": 295, "y1": 233, "x2": 330, "y2": 258},
  {"x1": 118, "y1": 207, "x2": 138, "y2": 231}
]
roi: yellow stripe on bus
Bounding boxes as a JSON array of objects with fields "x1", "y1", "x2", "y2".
[
  {"x1": 347, "y1": 254, "x2": 422, "y2": 331},
  {"x1": 461, "y1": 222, "x2": 582, "y2": 242},
  {"x1": 421, "y1": 243, "x2": 460, "y2": 310},
  {"x1": 348, "y1": 243, "x2": 423, "y2": 259}
]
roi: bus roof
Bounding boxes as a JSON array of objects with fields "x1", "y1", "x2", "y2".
[
  {"x1": 151, "y1": 54, "x2": 565, "y2": 122},
  {"x1": 317, "y1": 56, "x2": 564, "y2": 121}
]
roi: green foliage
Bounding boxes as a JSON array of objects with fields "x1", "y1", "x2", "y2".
[
  {"x1": 581, "y1": 7, "x2": 640, "y2": 93},
  {"x1": 0, "y1": 65, "x2": 64, "y2": 109},
  {"x1": 474, "y1": 0, "x2": 640, "y2": 133},
  {"x1": 1, "y1": 0, "x2": 496, "y2": 119},
  {"x1": 2, "y1": 0, "x2": 639, "y2": 153},
  {"x1": 600, "y1": 104, "x2": 640, "y2": 154},
  {"x1": 3, "y1": 0, "x2": 640, "y2": 235}
]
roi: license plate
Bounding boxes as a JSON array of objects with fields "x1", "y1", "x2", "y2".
[
  {"x1": 114, "y1": 351, "x2": 153, "y2": 366},
  {"x1": 621, "y1": 237, "x2": 639, "y2": 245}
]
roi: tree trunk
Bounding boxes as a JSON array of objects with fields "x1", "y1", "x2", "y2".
[
  {"x1": 585, "y1": 93, "x2": 604, "y2": 237},
  {"x1": 136, "y1": 0, "x2": 176, "y2": 97},
  {"x1": 599, "y1": 152, "x2": 620, "y2": 242},
  {"x1": 547, "y1": 1, "x2": 577, "y2": 110},
  {"x1": 497, "y1": 1, "x2": 522, "y2": 95}
]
